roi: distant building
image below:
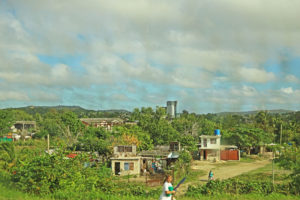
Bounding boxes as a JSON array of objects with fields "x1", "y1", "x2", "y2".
[
  {"x1": 166, "y1": 101, "x2": 177, "y2": 118},
  {"x1": 169, "y1": 141, "x2": 181, "y2": 151},
  {"x1": 7, "y1": 121, "x2": 36, "y2": 141},
  {"x1": 12, "y1": 121, "x2": 36, "y2": 133},
  {"x1": 124, "y1": 121, "x2": 138, "y2": 126},
  {"x1": 80, "y1": 118, "x2": 123, "y2": 131}
]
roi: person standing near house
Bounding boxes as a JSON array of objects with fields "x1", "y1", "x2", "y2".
[
  {"x1": 159, "y1": 175, "x2": 176, "y2": 200},
  {"x1": 208, "y1": 170, "x2": 214, "y2": 181},
  {"x1": 152, "y1": 160, "x2": 157, "y2": 173}
]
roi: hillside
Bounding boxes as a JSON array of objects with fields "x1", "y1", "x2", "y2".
[
  {"x1": 2, "y1": 105, "x2": 131, "y2": 118},
  {"x1": 216, "y1": 109, "x2": 295, "y2": 116}
]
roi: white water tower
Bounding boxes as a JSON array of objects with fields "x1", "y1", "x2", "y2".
[{"x1": 166, "y1": 101, "x2": 177, "y2": 118}]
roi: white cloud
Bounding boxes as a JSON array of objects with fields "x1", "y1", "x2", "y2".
[
  {"x1": 111, "y1": 94, "x2": 129, "y2": 101},
  {"x1": 0, "y1": 91, "x2": 30, "y2": 101},
  {"x1": 30, "y1": 91, "x2": 60, "y2": 102},
  {"x1": 231, "y1": 85, "x2": 258, "y2": 97},
  {"x1": 280, "y1": 87, "x2": 293, "y2": 94},
  {"x1": 285, "y1": 74, "x2": 299, "y2": 83},
  {"x1": 1, "y1": 0, "x2": 300, "y2": 111},
  {"x1": 237, "y1": 67, "x2": 276, "y2": 83}
]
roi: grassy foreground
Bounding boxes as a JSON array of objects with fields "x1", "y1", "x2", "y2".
[{"x1": 1, "y1": 182, "x2": 300, "y2": 200}]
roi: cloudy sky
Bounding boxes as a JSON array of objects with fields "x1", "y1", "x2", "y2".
[{"x1": 0, "y1": 0, "x2": 300, "y2": 113}]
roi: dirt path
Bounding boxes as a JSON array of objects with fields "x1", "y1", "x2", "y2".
[{"x1": 176, "y1": 159, "x2": 271, "y2": 196}]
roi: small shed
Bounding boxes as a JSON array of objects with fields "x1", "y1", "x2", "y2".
[{"x1": 220, "y1": 145, "x2": 240, "y2": 161}]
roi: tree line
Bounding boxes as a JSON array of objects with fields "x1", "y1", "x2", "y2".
[{"x1": 1, "y1": 107, "x2": 299, "y2": 155}]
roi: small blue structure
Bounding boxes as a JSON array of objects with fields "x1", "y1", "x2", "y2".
[{"x1": 214, "y1": 129, "x2": 221, "y2": 136}]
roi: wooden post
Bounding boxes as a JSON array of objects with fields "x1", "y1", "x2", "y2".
[
  {"x1": 23, "y1": 122, "x2": 25, "y2": 141},
  {"x1": 272, "y1": 151, "x2": 275, "y2": 186},
  {"x1": 280, "y1": 123, "x2": 283, "y2": 145},
  {"x1": 47, "y1": 134, "x2": 50, "y2": 152},
  {"x1": 145, "y1": 171, "x2": 147, "y2": 184},
  {"x1": 172, "y1": 169, "x2": 175, "y2": 185}
]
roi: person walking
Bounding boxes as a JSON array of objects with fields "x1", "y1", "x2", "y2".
[{"x1": 159, "y1": 175, "x2": 176, "y2": 200}]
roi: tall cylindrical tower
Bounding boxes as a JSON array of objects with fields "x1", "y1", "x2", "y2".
[{"x1": 166, "y1": 101, "x2": 177, "y2": 118}]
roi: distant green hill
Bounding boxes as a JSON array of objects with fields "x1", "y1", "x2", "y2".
[
  {"x1": 3, "y1": 105, "x2": 131, "y2": 118},
  {"x1": 216, "y1": 109, "x2": 295, "y2": 116}
]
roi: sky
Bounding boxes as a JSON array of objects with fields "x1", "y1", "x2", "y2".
[{"x1": 0, "y1": 0, "x2": 300, "y2": 113}]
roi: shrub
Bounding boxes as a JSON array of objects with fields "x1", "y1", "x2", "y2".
[
  {"x1": 0, "y1": 142, "x2": 15, "y2": 169},
  {"x1": 186, "y1": 178, "x2": 289, "y2": 197},
  {"x1": 11, "y1": 151, "x2": 111, "y2": 194}
]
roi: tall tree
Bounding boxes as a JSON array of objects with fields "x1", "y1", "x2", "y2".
[
  {"x1": 112, "y1": 125, "x2": 153, "y2": 151},
  {"x1": 0, "y1": 110, "x2": 14, "y2": 136},
  {"x1": 223, "y1": 126, "x2": 273, "y2": 154}
]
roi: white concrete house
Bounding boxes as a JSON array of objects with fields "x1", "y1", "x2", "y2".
[
  {"x1": 111, "y1": 145, "x2": 141, "y2": 176},
  {"x1": 199, "y1": 135, "x2": 221, "y2": 161}
]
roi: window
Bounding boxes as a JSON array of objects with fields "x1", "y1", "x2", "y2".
[
  {"x1": 210, "y1": 139, "x2": 216, "y2": 144},
  {"x1": 124, "y1": 162, "x2": 134, "y2": 171},
  {"x1": 129, "y1": 163, "x2": 134, "y2": 170},
  {"x1": 118, "y1": 146, "x2": 124, "y2": 152},
  {"x1": 124, "y1": 163, "x2": 129, "y2": 170},
  {"x1": 203, "y1": 139, "x2": 207, "y2": 147},
  {"x1": 125, "y1": 146, "x2": 132, "y2": 152},
  {"x1": 170, "y1": 142, "x2": 179, "y2": 151},
  {"x1": 118, "y1": 146, "x2": 132, "y2": 152}
]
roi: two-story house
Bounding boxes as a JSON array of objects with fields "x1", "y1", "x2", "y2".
[
  {"x1": 199, "y1": 129, "x2": 240, "y2": 161},
  {"x1": 110, "y1": 145, "x2": 141, "y2": 176},
  {"x1": 199, "y1": 134, "x2": 221, "y2": 161}
]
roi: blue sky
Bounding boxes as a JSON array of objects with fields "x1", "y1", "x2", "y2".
[{"x1": 0, "y1": 0, "x2": 299, "y2": 113}]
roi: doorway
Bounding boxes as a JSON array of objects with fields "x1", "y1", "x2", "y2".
[
  {"x1": 203, "y1": 139, "x2": 207, "y2": 147},
  {"x1": 115, "y1": 162, "x2": 120, "y2": 175}
]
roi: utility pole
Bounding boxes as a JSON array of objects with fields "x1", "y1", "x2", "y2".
[
  {"x1": 22, "y1": 122, "x2": 25, "y2": 141},
  {"x1": 272, "y1": 151, "x2": 275, "y2": 186},
  {"x1": 270, "y1": 143, "x2": 276, "y2": 187},
  {"x1": 47, "y1": 134, "x2": 50, "y2": 152},
  {"x1": 280, "y1": 123, "x2": 282, "y2": 146}
]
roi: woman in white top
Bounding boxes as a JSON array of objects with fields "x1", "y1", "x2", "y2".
[{"x1": 159, "y1": 175, "x2": 176, "y2": 200}]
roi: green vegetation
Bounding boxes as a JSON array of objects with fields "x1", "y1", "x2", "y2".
[
  {"x1": 0, "y1": 110, "x2": 14, "y2": 137},
  {"x1": 0, "y1": 107, "x2": 299, "y2": 199},
  {"x1": 276, "y1": 145, "x2": 300, "y2": 195},
  {"x1": 236, "y1": 162, "x2": 291, "y2": 184}
]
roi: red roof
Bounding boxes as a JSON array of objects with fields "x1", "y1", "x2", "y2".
[
  {"x1": 66, "y1": 153, "x2": 78, "y2": 158},
  {"x1": 81, "y1": 121, "x2": 90, "y2": 126}
]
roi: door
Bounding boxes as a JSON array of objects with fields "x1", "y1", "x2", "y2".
[
  {"x1": 203, "y1": 139, "x2": 207, "y2": 147},
  {"x1": 204, "y1": 150, "x2": 207, "y2": 160},
  {"x1": 115, "y1": 162, "x2": 120, "y2": 175}
]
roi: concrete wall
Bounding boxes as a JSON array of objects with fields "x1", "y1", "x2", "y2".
[
  {"x1": 200, "y1": 149, "x2": 220, "y2": 161},
  {"x1": 113, "y1": 145, "x2": 137, "y2": 157},
  {"x1": 200, "y1": 136, "x2": 221, "y2": 149}
]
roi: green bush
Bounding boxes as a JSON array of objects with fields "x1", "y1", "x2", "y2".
[
  {"x1": 186, "y1": 178, "x2": 290, "y2": 197},
  {"x1": 275, "y1": 144, "x2": 300, "y2": 195},
  {"x1": 0, "y1": 142, "x2": 15, "y2": 169},
  {"x1": 174, "y1": 150, "x2": 192, "y2": 180},
  {"x1": 9, "y1": 149, "x2": 161, "y2": 198},
  {"x1": 11, "y1": 151, "x2": 111, "y2": 194}
]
